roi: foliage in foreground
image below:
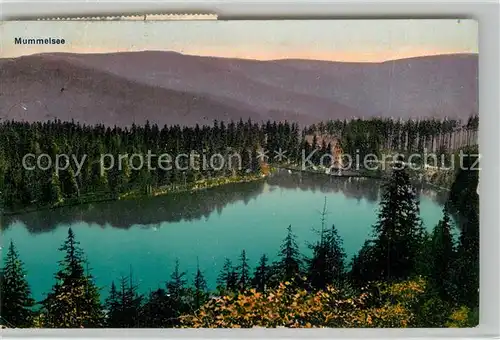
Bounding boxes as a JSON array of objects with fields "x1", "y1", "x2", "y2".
[{"x1": 180, "y1": 278, "x2": 476, "y2": 328}]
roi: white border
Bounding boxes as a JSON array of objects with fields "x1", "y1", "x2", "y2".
[{"x1": 0, "y1": 1, "x2": 499, "y2": 339}]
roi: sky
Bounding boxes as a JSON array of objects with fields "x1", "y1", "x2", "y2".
[{"x1": 1, "y1": 19, "x2": 478, "y2": 61}]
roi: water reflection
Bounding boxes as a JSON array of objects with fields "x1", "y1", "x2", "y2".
[
  {"x1": 1, "y1": 172, "x2": 449, "y2": 234},
  {"x1": 268, "y1": 170, "x2": 448, "y2": 206}
]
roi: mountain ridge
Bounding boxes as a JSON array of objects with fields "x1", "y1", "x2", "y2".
[{"x1": 0, "y1": 51, "x2": 478, "y2": 127}]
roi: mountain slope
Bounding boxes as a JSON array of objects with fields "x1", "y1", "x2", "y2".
[
  {"x1": 0, "y1": 55, "x2": 265, "y2": 126},
  {"x1": 277, "y1": 53, "x2": 478, "y2": 117},
  {"x1": 0, "y1": 52, "x2": 478, "y2": 127},
  {"x1": 36, "y1": 52, "x2": 362, "y2": 122},
  {"x1": 47, "y1": 51, "x2": 478, "y2": 119}
]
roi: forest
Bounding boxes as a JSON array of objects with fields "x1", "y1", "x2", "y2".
[
  {"x1": 0, "y1": 115, "x2": 479, "y2": 328},
  {"x1": 0, "y1": 115, "x2": 478, "y2": 214}
]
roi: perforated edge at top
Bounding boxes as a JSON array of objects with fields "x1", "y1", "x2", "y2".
[{"x1": 31, "y1": 13, "x2": 218, "y2": 21}]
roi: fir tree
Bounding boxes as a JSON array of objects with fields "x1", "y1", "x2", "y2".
[
  {"x1": 307, "y1": 223, "x2": 346, "y2": 290},
  {"x1": 237, "y1": 250, "x2": 250, "y2": 291},
  {"x1": 250, "y1": 148, "x2": 261, "y2": 174},
  {"x1": 109, "y1": 274, "x2": 143, "y2": 328},
  {"x1": 82, "y1": 259, "x2": 105, "y2": 326},
  {"x1": 429, "y1": 206, "x2": 456, "y2": 301},
  {"x1": 104, "y1": 281, "x2": 120, "y2": 327},
  {"x1": 167, "y1": 259, "x2": 187, "y2": 300},
  {"x1": 414, "y1": 230, "x2": 433, "y2": 282},
  {"x1": 448, "y1": 154, "x2": 479, "y2": 308},
  {"x1": 366, "y1": 157, "x2": 425, "y2": 281},
  {"x1": 41, "y1": 227, "x2": 104, "y2": 328},
  {"x1": 276, "y1": 225, "x2": 302, "y2": 283},
  {"x1": 453, "y1": 206, "x2": 479, "y2": 308},
  {"x1": 324, "y1": 224, "x2": 346, "y2": 282},
  {"x1": 348, "y1": 240, "x2": 376, "y2": 287},
  {"x1": 217, "y1": 258, "x2": 238, "y2": 292},
  {"x1": 166, "y1": 259, "x2": 187, "y2": 321},
  {"x1": 0, "y1": 240, "x2": 35, "y2": 328},
  {"x1": 252, "y1": 254, "x2": 270, "y2": 292},
  {"x1": 125, "y1": 272, "x2": 143, "y2": 327},
  {"x1": 140, "y1": 288, "x2": 173, "y2": 327},
  {"x1": 192, "y1": 260, "x2": 207, "y2": 310},
  {"x1": 43, "y1": 171, "x2": 62, "y2": 205},
  {"x1": 306, "y1": 198, "x2": 345, "y2": 289}
]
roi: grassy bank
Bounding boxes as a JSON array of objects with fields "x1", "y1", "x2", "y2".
[{"x1": 119, "y1": 173, "x2": 267, "y2": 201}]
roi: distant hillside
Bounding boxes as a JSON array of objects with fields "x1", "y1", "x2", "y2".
[{"x1": 0, "y1": 52, "x2": 478, "y2": 127}]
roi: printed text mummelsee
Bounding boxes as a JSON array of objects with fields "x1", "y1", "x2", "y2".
[{"x1": 14, "y1": 37, "x2": 66, "y2": 45}]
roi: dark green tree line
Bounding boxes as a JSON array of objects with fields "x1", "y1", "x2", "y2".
[{"x1": 0, "y1": 119, "x2": 300, "y2": 212}]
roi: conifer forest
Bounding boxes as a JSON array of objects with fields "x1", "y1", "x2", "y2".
[
  {"x1": 0, "y1": 16, "x2": 485, "y2": 332},
  {"x1": 0, "y1": 115, "x2": 479, "y2": 328}
]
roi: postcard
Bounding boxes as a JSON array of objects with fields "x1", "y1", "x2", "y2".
[{"x1": 0, "y1": 18, "x2": 479, "y2": 329}]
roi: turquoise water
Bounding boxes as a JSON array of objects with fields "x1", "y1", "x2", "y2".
[{"x1": 0, "y1": 173, "x2": 447, "y2": 302}]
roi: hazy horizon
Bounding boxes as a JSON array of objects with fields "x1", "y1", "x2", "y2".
[
  {"x1": 1, "y1": 19, "x2": 478, "y2": 61},
  {"x1": 3, "y1": 50, "x2": 479, "y2": 64}
]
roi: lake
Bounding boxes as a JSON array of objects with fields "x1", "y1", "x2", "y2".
[{"x1": 0, "y1": 171, "x2": 449, "y2": 302}]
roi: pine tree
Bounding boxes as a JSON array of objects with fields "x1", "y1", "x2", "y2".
[
  {"x1": 366, "y1": 157, "x2": 425, "y2": 281},
  {"x1": 414, "y1": 230, "x2": 433, "y2": 282},
  {"x1": 107, "y1": 274, "x2": 143, "y2": 328},
  {"x1": 82, "y1": 261, "x2": 105, "y2": 327},
  {"x1": 0, "y1": 240, "x2": 35, "y2": 328},
  {"x1": 448, "y1": 154, "x2": 479, "y2": 308},
  {"x1": 252, "y1": 254, "x2": 270, "y2": 292},
  {"x1": 124, "y1": 272, "x2": 143, "y2": 327},
  {"x1": 140, "y1": 288, "x2": 173, "y2": 327},
  {"x1": 276, "y1": 225, "x2": 302, "y2": 283},
  {"x1": 236, "y1": 250, "x2": 251, "y2": 291},
  {"x1": 250, "y1": 148, "x2": 261, "y2": 174},
  {"x1": 104, "y1": 281, "x2": 120, "y2": 327},
  {"x1": 217, "y1": 258, "x2": 238, "y2": 292},
  {"x1": 429, "y1": 207, "x2": 456, "y2": 301},
  {"x1": 307, "y1": 223, "x2": 346, "y2": 290},
  {"x1": 324, "y1": 224, "x2": 346, "y2": 282},
  {"x1": 349, "y1": 240, "x2": 376, "y2": 287},
  {"x1": 166, "y1": 259, "x2": 187, "y2": 320},
  {"x1": 43, "y1": 170, "x2": 62, "y2": 205},
  {"x1": 60, "y1": 166, "x2": 80, "y2": 198},
  {"x1": 453, "y1": 205, "x2": 479, "y2": 308},
  {"x1": 167, "y1": 259, "x2": 186, "y2": 300},
  {"x1": 41, "y1": 227, "x2": 104, "y2": 328},
  {"x1": 192, "y1": 260, "x2": 207, "y2": 310}
]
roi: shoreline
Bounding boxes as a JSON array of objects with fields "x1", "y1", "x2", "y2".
[
  {"x1": 1, "y1": 165, "x2": 452, "y2": 218},
  {"x1": 2, "y1": 173, "x2": 267, "y2": 218},
  {"x1": 276, "y1": 165, "x2": 453, "y2": 199}
]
